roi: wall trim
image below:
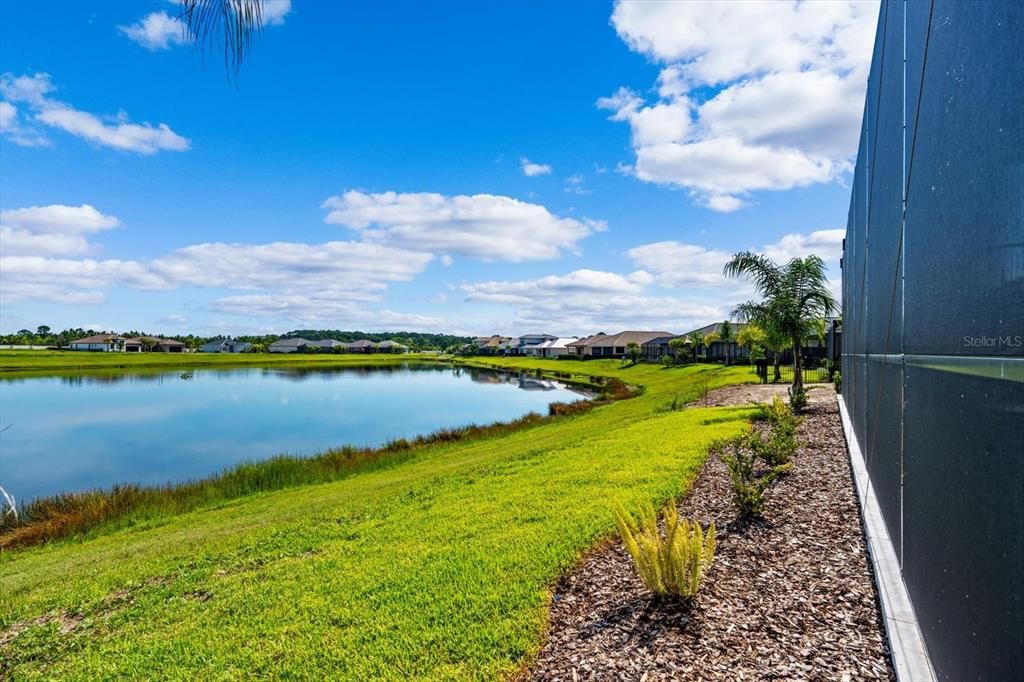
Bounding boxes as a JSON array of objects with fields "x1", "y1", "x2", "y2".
[{"x1": 837, "y1": 394, "x2": 936, "y2": 682}]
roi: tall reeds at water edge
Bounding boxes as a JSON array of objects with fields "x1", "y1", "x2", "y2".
[{"x1": 0, "y1": 412, "x2": 548, "y2": 550}]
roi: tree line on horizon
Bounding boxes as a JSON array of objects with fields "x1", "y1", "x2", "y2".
[{"x1": 0, "y1": 327, "x2": 473, "y2": 352}]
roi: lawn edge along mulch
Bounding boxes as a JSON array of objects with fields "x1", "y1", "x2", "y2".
[{"x1": 532, "y1": 392, "x2": 895, "y2": 681}]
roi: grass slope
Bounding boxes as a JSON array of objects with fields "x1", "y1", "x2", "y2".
[{"x1": 1, "y1": 359, "x2": 756, "y2": 680}]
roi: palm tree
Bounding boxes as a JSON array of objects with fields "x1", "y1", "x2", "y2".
[
  {"x1": 703, "y1": 330, "x2": 721, "y2": 362},
  {"x1": 686, "y1": 332, "x2": 705, "y2": 363},
  {"x1": 723, "y1": 252, "x2": 837, "y2": 395},
  {"x1": 667, "y1": 336, "x2": 688, "y2": 364},
  {"x1": 179, "y1": 0, "x2": 267, "y2": 76},
  {"x1": 719, "y1": 320, "x2": 733, "y2": 364},
  {"x1": 625, "y1": 341, "x2": 642, "y2": 366}
]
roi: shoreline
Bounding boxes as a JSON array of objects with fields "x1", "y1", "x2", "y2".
[{"x1": 0, "y1": 358, "x2": 614, "y2": 550}]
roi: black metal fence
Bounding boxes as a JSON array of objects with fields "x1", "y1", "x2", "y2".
[
  {"x1": 751, "y1": 360, "x2": 832, "y2": 385},
  {"x1": 842, "y1": 2, "x2": 1023, "y2": 679}
]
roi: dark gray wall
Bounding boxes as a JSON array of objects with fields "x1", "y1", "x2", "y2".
[{"x1": 842, "y1": 2, "x2": 1023, "y2": 679}]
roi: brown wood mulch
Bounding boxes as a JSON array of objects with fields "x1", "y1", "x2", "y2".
[{"x1": 531, "y1": 391, "x2": 894, "y2": 681}]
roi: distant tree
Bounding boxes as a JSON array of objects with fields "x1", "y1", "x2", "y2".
[
  {"x1": 720, "y1": 320, "x2": 733, "y2": 343},
  {"x1": 687, "y1": 332, "x2": 705, "y2": 363},
  {"x1": 736, "y1": 324, "x2": 767, "y2": 359},
  {"x1": 668, "y1": 337, "x2": 688, "y2": 364},
  {"x1": 36, "y1": 325, "x2": 51, "y2": 337},
  {"x1": 718, "y1": 321, "x2": 733, "y2": 365},
  {"x1": 737, "y1": 323, "x2": 783, "y2": 382},
  {"x1": 724, "y1": 252, "x2": 837, "y2": 396},
  {"x1": 812, "y1": 318, "x2": 828, "y2": 346},
  {"x1": 625, "y1": 341, "x2": 642, "y2": 366}
]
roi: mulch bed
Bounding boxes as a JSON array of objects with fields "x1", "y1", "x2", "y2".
[{"x1": 531, "y1": 392, "x2": 894, "y2": 681}]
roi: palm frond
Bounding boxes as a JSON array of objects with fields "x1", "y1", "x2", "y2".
[
  {"x1": 723, "y1": 251, "x2": 782, "y2": 294},
  {"x1": 179, "y1": 0, "x2": 265, "y2": 76}
]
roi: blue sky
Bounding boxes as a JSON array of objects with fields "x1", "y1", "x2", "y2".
[{"x1": 0, "y1": 0, "x2": 879, "y2": 336}]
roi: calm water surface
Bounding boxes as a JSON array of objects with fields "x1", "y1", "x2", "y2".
[{"x1": 0, "y1": 364, "x2": 590, "y2": 502}]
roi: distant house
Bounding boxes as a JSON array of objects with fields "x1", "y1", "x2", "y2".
[
  {"x1": 533, "y1": 337, "x2": 578, "y2": 358},
  {"x1": 577, "y1": 331, "x2": 673, "y2": 359},
  {"x1": 473, "y1": 335, "x2": 510, "y2": 355},
  {"x1": 680, "y1": 321, "x2": 752, "y2": 362},
  {"x1": 345, "y1": 339, "x2": 377, "y2": 353},
  {"x1": 376, "y1": 340, "x2": 409, "y2": 354},
  {"x1": 69, "y1": 334, "x2": 184, "y2": 353},
  {"x1": 69, "y1": 334, "x2": 137, "y2": 352},
  {"x1": 566, "y1": 333, "x2": 606, "y2": 358},
  {"x1": 509, "y1": 333, "x2": 558, "y2": 356},
  {"x1": 269, "y1": 337, "x2": 312, "y2": 353},
  {"x1": 140, "y1": 336, "x2": 186, "y2": 353},
  {"x1": 315, "y1": 339, "x2": 346, "y2": 351},
  {"x1": 640, "y1": 335, "x2": 679, "y2": 362},
  {"x1": 200, "y1": 338, "x2": 251, "y2": 353}
]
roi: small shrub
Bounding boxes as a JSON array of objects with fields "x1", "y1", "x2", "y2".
[
  {"x1": 747, "y1": 430, "x2": 793, "y2": 468},
  {"x1": 833, "y1": 371, "x2": 842, "y2": 394},
  {"x1": 788, "y1": 386, "x2": 809, "y2": 412},
  {"x1": 757, "y1": 394, "x2": 789, "y2": 425},
  {"x1": 601, "y1": 378, "x2": 634, "y2": 400},
  {"x1": 660, "y1": 354, "x2": 673, "y2": 367},
  {"x1": 715, "y1": 435, "x2": 786, "y2": 519},
  {"x1": 614, "y1": 501, "x2": 715, "y2": 599},
  {"x1": 548, "y1": 400, "x2": 595, "y2": 417},
  {"x1": 753, "y1": 396, "x2": 801, "y2": 465}
]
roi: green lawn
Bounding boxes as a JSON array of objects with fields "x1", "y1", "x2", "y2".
[{"x1": 1, "y1": 358, "x2": 756, "y2": 680}]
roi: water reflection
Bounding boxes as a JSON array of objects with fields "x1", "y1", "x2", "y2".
[{"x1": 0, "y1": 364, "x2": 591, "y2": 502}]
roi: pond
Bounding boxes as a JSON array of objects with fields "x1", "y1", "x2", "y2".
[{"x1": 0, "y1": 364, "x2": 591, "y2": 503}]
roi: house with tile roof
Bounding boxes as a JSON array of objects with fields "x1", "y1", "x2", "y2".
[{"x1": 569, "y1": 331, "x2": 671, "y2": 359}]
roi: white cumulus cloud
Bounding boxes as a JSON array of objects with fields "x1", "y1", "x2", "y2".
[
  {"x1": 763, "y1": 228, "x2": 845, "y2": 263},
  {"x1": 0, "y1": 72, "x2": 189, "y2": 154},
  {"x1": 462, "y1": 268, "x2": 722, "y2": 333},
  {"x1": 149, "y1": 240, "x2": 432, "y2": 294},
  {"x1": 520, "y1": 157, "x2": 552, "y2": 177},
  {"x1": 626, "y1": 242, "x2": 734, "y2": 288},
  {"x1": 0, "y1": 100, "x2": 50, "y2": 147},
  {"x1": 118, "y1": 11, "x2": 188, "y2": 50},
  {"x1": 321, "y1": 190, "x2": 604, "y2": 261},
  {"x1": 1, "y1": 204, "x2": 120, "y2": 233},
  {"x1": 0, "y1": 204, "x2": 121, "y2": 257},
  {"x1": 626, "y1": 229, "x2": 845, "y2": 293},
  {"x1": 0, "y1": 235, "x2": 434, "y2": 311},
  {"x1": 602, "y1": 0, "x2": 879, "y2": 211},
  {"x1": 120, "y1": 1, "x2": 291, "y2": 51},
  {"x1": 262, "y1": 0, "x2": 293, "y2": 25},
  {"x1": 208, "y1": 295, "x2": 446, "y2": 330}
]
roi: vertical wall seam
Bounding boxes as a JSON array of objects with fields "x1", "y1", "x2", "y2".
[{"x1": 899, "y1": 0, "x2": 907, "y2": 568}]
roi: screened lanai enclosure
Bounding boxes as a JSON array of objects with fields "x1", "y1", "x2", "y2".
[{"x1": 841, "y1": 1, "x2": 1023, "y2": 679}]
